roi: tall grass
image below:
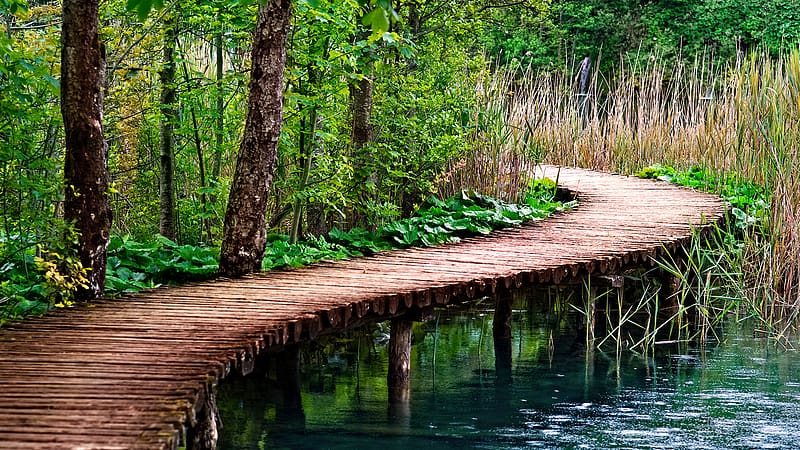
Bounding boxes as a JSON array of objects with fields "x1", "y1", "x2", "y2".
[{"x1": 452, "y1": 48, "x2": 800, "y2": 337}]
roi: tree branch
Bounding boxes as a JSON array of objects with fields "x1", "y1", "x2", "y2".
[{"x1": 9, "y1": 21, "x2": 60, "y2": 31}]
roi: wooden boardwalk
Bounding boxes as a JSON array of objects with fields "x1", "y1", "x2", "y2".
[{"x1": 0, "y1": 166, "x2": 727, "y2": 449}]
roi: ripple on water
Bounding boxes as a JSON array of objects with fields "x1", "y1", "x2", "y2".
[{"x1": 219, "y1": 311, "x2": 800, "y2": 450}]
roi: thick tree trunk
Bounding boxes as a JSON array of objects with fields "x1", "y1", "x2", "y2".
[
  {"x1": 61, "y1": 0, "x2": 110, "y2": 300},
  {"x1": 159, "y1": 12, "x2": 177, "y2": 240},
  {"x1": 348, "y1": 61, "x2": 375, "y2": 228},
  {"x1": 350, "y1": 66, "x2": 373, "y2": 149},
  {"x1": 219, "y1": 0, "x2": 292, "y2": 277}
]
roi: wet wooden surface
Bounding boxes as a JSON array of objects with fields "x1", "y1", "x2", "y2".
[{"x1": 0, "y1": 166, "x2": 727, "y2": 449}]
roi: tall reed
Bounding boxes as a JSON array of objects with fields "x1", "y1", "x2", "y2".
[{"x1": 457, "y1": 48, "x2": 800, "y2": 333}]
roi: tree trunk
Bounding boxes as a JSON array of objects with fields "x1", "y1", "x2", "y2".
[
  {"x1": 350, "y1": 65, "x2": 373, "y2": 149},
  {"x1": 219, "y1": 0, "x2": 292, "y2": 277},
  {"x1": 212, "y1": 30, "x2": 225, "y2": 183},
  {"x1": 159, "y1": 12, "x2": 178, "y2": 240},
  {"x1": 289, "y1": 59, "x2": 322, "y2": 244},
  {"x1": 305, "y1": 111, "x2": 328, "y2": 238},
  {"x1": 61, "y1": 0, "x2": 110, "y2": 300},
  {"x1": 180, "y1": 53, "x2": 213, "y2": 243},
  {"x1": 348, "y1": 59, "x2": 375, "y2": 228}
]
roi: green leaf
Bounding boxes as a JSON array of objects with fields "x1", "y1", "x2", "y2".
[
  {"x1": 155, "y1": 234, "x2": 178, "y2": 248},
  {"x1": 44, "y1": 74, "x2": 60, "y2": 90},
  {"x1": 381, "y1": 32, "x2": 396, "y2": 44},
  {"x1": 125, "y1": 0, "x2": 164, "y2": 20},
  {"x1": 362, "y1": 8, "x2": 389, "y2": 34}
]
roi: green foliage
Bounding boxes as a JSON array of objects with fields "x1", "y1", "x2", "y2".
[
  {"x1": 276, "y1": 187, "x2": 573, "y2": 268},
  {"x1": 263, "y1": 234, "x2": 354, "y2": 269},
  {"x1": 482, "y1": 0, "x2": 800, "y2": 73},
  {"x1": 0, "y1": 7, "x2": 63, "y2": 243},
  {"x1": 0, "y1": 1, "x2": 69, "y2": 325},
  {"x1": 637, "y1": 165, "x2": 769, "y2": 233},
  {"x1": 0, "y1": 223, "x2": 89, "y2": 323},
  {"x1": 105, "y1": 235, "x2": 219, "y2": 295},
  {"x1": 125, "y1": 0, "x2": 164, "y2": 20},
  {"x1": 2, "y1": 184, "x2": 567, "y2": 324},
  {"x1": 33, "y1": 241, "x2": 89, "y2": 308},
  {"x1": 367, "y1": 50, "x2": 480, "y2": 222},
  {"x1": 325, "y1": 228, "x2": 392, "y2": 256},
  {"x1": 104, "y1": 0, "x2": 252, "y2": 243}
]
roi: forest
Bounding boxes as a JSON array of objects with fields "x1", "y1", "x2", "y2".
[{"x1": 2, "y1": 0, "x2": 800, "y2": 338}]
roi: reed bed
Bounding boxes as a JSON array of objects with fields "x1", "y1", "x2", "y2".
[{"x1": 448, "y1": 48, "x2": 800, "y2": 340}]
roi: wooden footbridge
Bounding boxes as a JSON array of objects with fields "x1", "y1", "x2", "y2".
[{"x1": 0, "y1": 166, "x2": 727, "y2": 449}]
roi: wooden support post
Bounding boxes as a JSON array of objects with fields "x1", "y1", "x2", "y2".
[
  {"x1": 388, "y1": 318, "x2": 412, "y2": 403},
  {"x1": 493, "y1": 289, "x2": 513, "y2": 384},
  {"x1": 275, "y1": 344, "x2": 305, "y2": 429},
  {"x1": 658, "y1": 267, "x2": 683, "y2": 315},
  {"x1": 186, "y1": 379, "x2": 221, "y2": 450}
]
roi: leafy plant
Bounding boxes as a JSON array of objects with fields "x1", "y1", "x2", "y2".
[
  {"x1": 637, "y1": 164, "x2": 769, "y2": 234},
  {"x1": 34, "y1": 247, "x2": 89, "y2": 308},
  {"x1": 320, "y1": 187, "x2": 573, "y2": 259},
  {"x1": 105, "y1": 235, "x2": 219, "y2": 295},
  {"x1": 1, "y1": 223, "x2": 89, "y2": 323}
]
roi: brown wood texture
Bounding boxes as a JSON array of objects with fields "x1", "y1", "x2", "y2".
[{"x1": 0, "y1": 166, "x2": 727, "y2": 449}]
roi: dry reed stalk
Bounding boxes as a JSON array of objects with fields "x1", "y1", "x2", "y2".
[
  {"x1": 439, "y1": 67, "x2": 534, "y2": 202},
  {"x1": 459, "y1": 48, "x2": 800, "y2": 327}
]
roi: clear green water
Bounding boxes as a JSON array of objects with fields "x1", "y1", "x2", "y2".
[{"x1": 217, "y1": 294, "x2": 800, "y2": 449}]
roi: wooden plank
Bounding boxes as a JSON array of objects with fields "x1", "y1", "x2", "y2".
[{"x1": 0, "y1": 166, "x2": 727, "y2": 448}]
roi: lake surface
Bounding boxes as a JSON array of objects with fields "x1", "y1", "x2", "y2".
[{"x1": 217, "y1": 290, "x2": 800, "y2": 449}]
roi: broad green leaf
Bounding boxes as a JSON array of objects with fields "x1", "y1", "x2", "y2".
[
  {"x1": 125, "y1": 0, "x2": 164, "y2": 20},
  {"x1": 362, "y1": 7, "x2": 389, "y2": 34}
]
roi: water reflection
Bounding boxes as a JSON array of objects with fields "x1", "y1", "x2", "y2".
[{"x1": 217, "y1": 288, "x2": 800, "y2": 449}]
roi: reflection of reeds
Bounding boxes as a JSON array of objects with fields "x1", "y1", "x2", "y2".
[{"x1": 455, "y1": 49, "x2": 800, "y2": 337}]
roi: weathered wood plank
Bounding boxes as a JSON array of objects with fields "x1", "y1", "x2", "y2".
[{"x1": 0, "y1": 166, "x2": 726, "y2": 448}]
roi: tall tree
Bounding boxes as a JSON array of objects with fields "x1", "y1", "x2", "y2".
[
  {"x1": 61, "y1": 0, "x2": 111, "y2": 299},
  {"x1": 219, "y1": 0, "x2": 292, "y2": 277},
  {"x1": 159, "y1": 11, "x2": 178, "y2": 240}
]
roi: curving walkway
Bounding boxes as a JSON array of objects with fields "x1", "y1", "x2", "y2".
[{"x1": 0, "y1": 166, "x2": 727, "y2": 449}]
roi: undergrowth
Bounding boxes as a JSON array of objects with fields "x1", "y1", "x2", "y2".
[
  {"x1": 1, "y1": 181, "x2": 572, "y2": 326},
  {"x1": 263, "y1": 186, "x2": 573, "y2": 269},
  {"x1": 631, "y1": 164, "x2": 791, "y2": 346},
  {"x1": 638, "y1": 165, "x2": 769, "y2": 233}
]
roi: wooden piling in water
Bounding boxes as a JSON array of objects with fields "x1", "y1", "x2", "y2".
[
  {"x1": 493, "y1": 289, "x2": 514, "y2": 384},
  {"x1": 274, "y1": 345, "x2": 305, "y2": 430},
  {"x1": 186, "y1": 379, "x2": 221, "y2": 450},
  {"x1": 388, "y1": 318, "x2": 413, "y2": 403}
]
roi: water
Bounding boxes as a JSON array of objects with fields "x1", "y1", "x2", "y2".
[{"x1": 217, "y1": 293, "x2": 800, "y2": 449}]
